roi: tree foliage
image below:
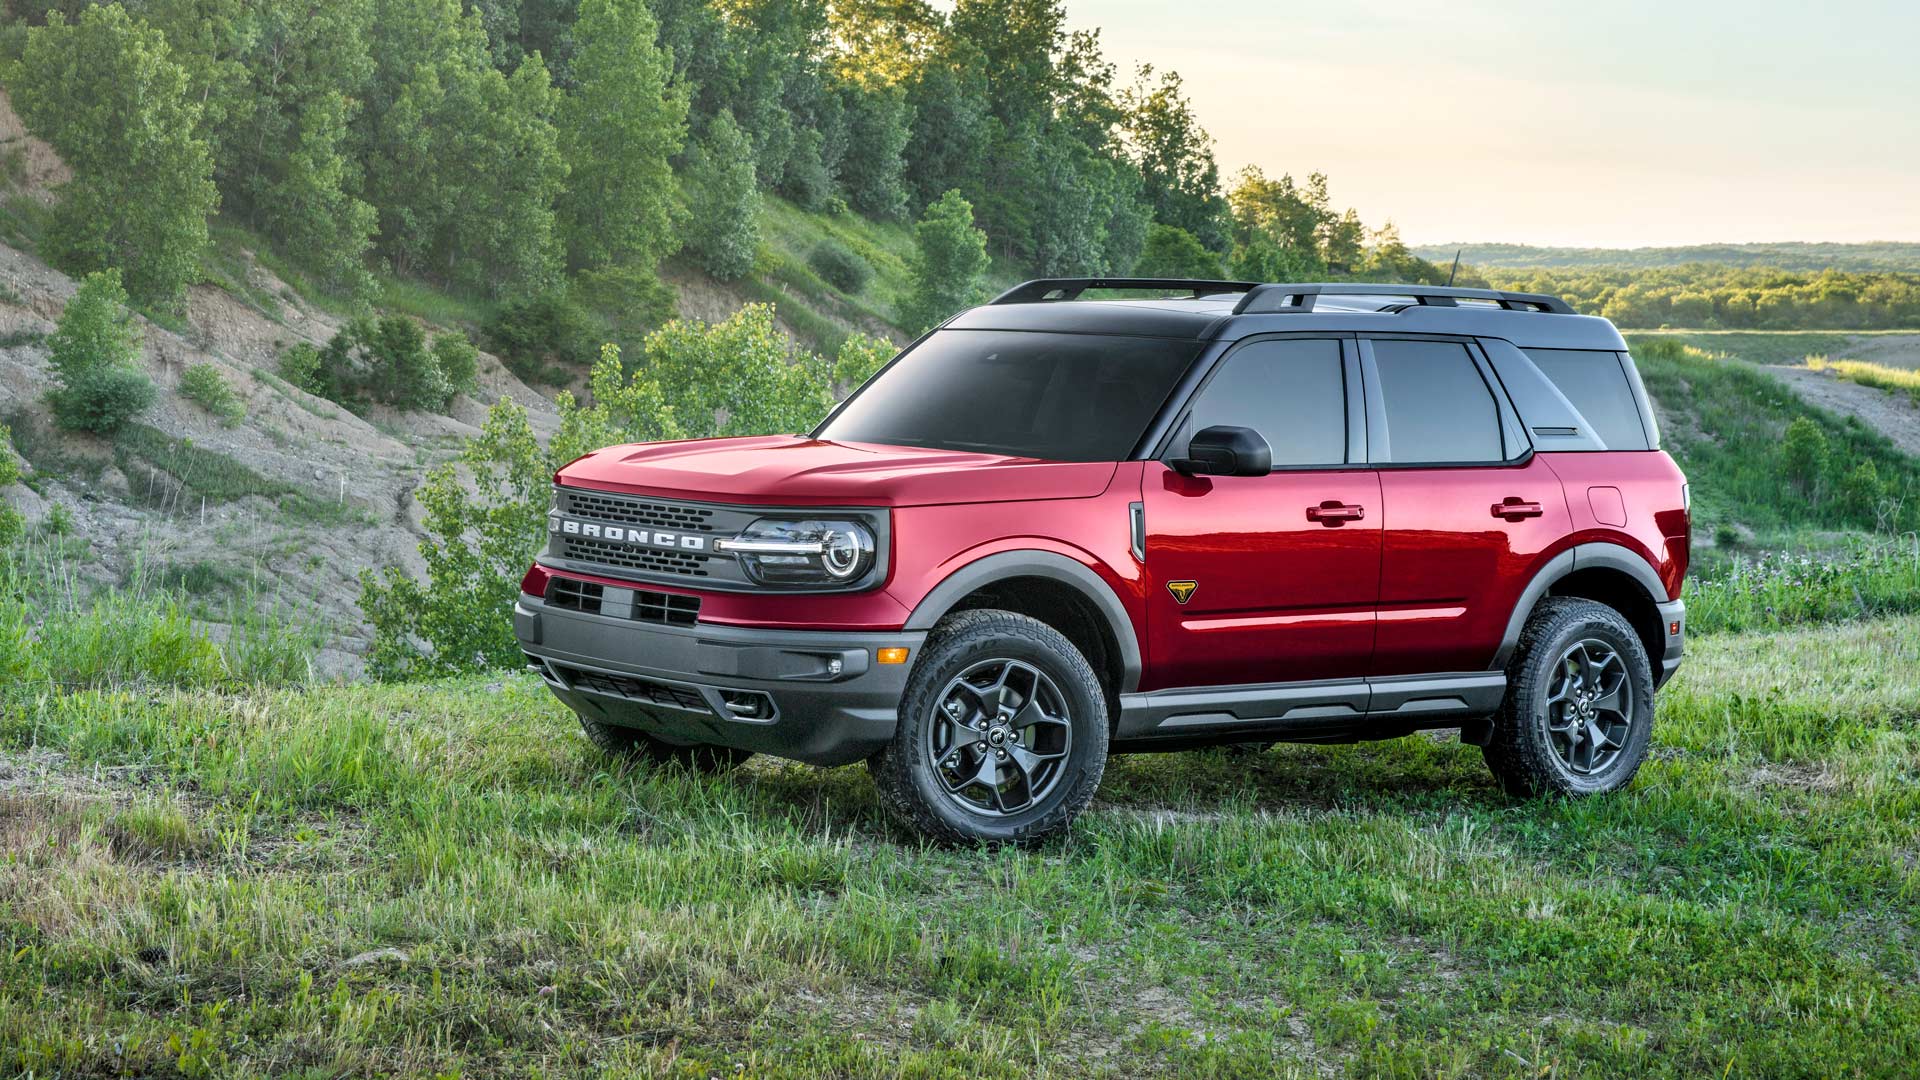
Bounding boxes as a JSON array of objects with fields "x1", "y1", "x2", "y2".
[
  {"x1": 680, "y1": 110, "x2": 762, "y2": 280},
  {"x1": 556, "y1": 0, "x2": 687, "y2": 270},
  {"x1": 46, "y1": 269, "x2": 155, "y2": 434},
  {"x1": 5, "y1": 4, "x2": 219, "y2": 306},
  {"x1": 901, "y1": 189, "x2": 990, "y2": 334},
  {"x1": 1135, "y1": 224, "x2": 1221, "y2": 279}
]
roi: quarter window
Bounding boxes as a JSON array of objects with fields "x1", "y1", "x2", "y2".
[
  {"x1": 1523, "y1": 349, "x2": 1652, "y2": 451},
  {"x1": 1181, "y1": 339, "x2": 1347, "y2": 467},
  {"x1": 1371, "y1": 339, "x2": 1504, "y2": 464}
]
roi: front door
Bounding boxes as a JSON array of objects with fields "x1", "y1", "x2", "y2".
[{"x1": 1141, "y1": 337, "x2": 1381, "y2": 691}]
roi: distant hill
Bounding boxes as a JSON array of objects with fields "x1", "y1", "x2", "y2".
[{"x1": 1411, "y1": 242, "x2": 1920, "y2": 273}]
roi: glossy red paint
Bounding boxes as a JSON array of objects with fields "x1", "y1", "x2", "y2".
[
  {"x1": 542, "y1": 434, "x2": 1687, "y2": 689},
  {"x1": 1372, "y1": 456, "x2": 1573, "y2": 676},
  {"x1": 1140, "y1": 463, "x2": 1381, "y2": 690},
  {"x1": 1539, "y1": 451, "x2": 1690, "y2": 599},
  {"x1": 558, "y1": 435, "x2": 1117, "y2": 507}
]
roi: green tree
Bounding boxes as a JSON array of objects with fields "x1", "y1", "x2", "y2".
[
  {"x1": 46, "y1": 269, "x2": 155, "y2": 434},
  {"x1": 1120, "y1": 65, "x2": 1228, "y2": 252},
  {"x1": 642, "y1": 304, "x2": 834, "y2": 437},
  {"x1": 837, "y1": 83, "x2": 913, "y2": 219},
  {"x1": 1781, "y1": 416, "x2": 1830, "y2": 499},
  {"x1": 556, "y1": 0, "x2": 688, "y2": 270},
  {"x1": 360, "y1": 0, "x2": 567, "y2": 295},
  {"x1": 361, "y1": 343, "x2": 682, "y2": 679},
  {"x1": 5, "y1": 4, "x2": 219, "y2": 306},
  {"x1": 680, "y1": 110, "x2": 763, "y2": 280},
  {"x1": 901, "y1": 188, "x2": 990, "y2": 334},
  {"x1": 1136, "y1": 224, "x2": 1222, "y2": 279},
  {"x1": 433, "y1": 333, "x2": 480, "y2": 402}
]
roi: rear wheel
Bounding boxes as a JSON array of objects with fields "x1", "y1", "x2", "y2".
[
  {"x1": 577, "y1": 713, "x2": 754, "y2": 773},
  {"x1": 868, "y1": 610, "x2": 1108, "y2": 845},
  {"x1": 1484, "y1": 597, "x2": 1654, "y2": 797}
]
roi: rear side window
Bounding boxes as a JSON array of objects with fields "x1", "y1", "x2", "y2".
[
  {"x1": 1523, "y1": 349, "x2": 1652, "y2": 451},
  {"x1": 1370, "y1": 339, "x2": 1504, "y2": 463},
  {"x1": 1180, "y1": 338, "x2": 1346, "y2": 466}
]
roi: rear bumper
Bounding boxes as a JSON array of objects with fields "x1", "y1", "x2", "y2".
[
  {"x1": 514, "y1": 594, "x2": 923, "y2": 766},
  {"x1": 1656, "y1": 598, "x2": 1685, "y2": 686}
]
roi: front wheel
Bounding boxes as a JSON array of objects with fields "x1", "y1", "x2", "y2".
[
  {"x1": 868, "y1": 610, "x2": 1108, "y2": 845},
  {"x1": 1483, "y1": 597, "x2": 1655, "y2": 797}
]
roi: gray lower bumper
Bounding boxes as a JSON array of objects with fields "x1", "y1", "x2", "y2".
[
  {"x1": 514, "y1": 595, "x2": 924, "y2": 766},
  {"x1": 1656, "y1": 598, "x2": 1685, "y2": 685}
]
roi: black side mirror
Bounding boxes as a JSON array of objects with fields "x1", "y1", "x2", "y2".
[{"x1": 1171, "y1": 425, "x2": 1272, "y2": 477}]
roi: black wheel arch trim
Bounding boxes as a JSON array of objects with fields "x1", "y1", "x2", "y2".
[
  {"x1": 903, "y1": 550, "x2": 1143, "y2": 693},
  {"x1": 1492, "y1": 543, "x2": 1670, "y2": 671}
]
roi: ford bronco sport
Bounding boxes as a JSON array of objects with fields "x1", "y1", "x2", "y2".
[{"x1": 516, "y1": 278, "x2": 1689, "y2": 844}]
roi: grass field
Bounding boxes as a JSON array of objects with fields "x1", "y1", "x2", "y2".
[{"x1": 6, "y1": 614, "x2": 1920, "y2": 1077}]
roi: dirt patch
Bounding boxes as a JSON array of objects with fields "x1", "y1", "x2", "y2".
[
  {"x1": 1769, "y1": 365, "x2": 1920, "y2": 458},
  {"x1": 1831, "y1": 333, "x2": 1920, "y2": 370},
  {"x1": 0, "y1": 89, "x2": 70, "y2": 204}
]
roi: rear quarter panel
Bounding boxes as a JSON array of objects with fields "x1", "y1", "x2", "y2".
[{"x1": 1538, "y1": 451, "x2": 1691, "y2": 600}]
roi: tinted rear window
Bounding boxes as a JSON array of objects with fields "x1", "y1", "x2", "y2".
[
  {"x1": 1371, "y1": 339, "x2": 1504, "y2": 463},
  {"x1": 1523, "y1": 349, "x2": 1651, "y2": 451},
  {"x1": 818, "y1": 330, "x2": 1201, "y2": 461}
]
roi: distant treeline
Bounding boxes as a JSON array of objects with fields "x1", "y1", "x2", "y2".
[
  {"x1": 1415, "y1": 242, "x2": 1920, "y2": 274},
  {"x1": 1475, "y1": 265, "x2": 1920, "y2": 330}
]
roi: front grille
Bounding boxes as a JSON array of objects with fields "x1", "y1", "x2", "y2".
[
  {"x1": 562, "y1": 490, "x2": 716, "y2": 530},
  {"x1": 551, "y1": 663, "x2": 712, "y2": 714},
  {"x1": 556, "y1": 535, "x2": 713, "y2": 578},
  {"x1": 545, "y1": 577, "x2": 700, "y2": 627}
]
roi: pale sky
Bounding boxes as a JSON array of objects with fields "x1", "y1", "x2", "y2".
[{"x1": 1067, "y1": 0, "x2": 1920, "y2": 247}]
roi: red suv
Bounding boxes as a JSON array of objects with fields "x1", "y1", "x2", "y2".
[{"x1": 516, "y1": 279, "x2": 1689, "y2": 844}]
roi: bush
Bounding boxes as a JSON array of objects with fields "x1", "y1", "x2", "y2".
[
  {"x1": 178, "y1": 362, "x2": 245, "y2": 424},
  {"x1": 50, "y1": 366, "x2": 157, "y2": 435},
  {"x1": 900, "y1": 190, "x2": 990, "y2": 335},
  {"x1": 1781, "y1": 416, "x2": 1830, "y2": 498},
  {"x1": 485, "y1": 288, "x2": 608, "y2": 385},
  {"x1": 278, "y1": 342, "x2": 325, "y2": 395},
  {"x1": 1136, "y1": 224, "x2": 1222, "y2": 279},
  {"x1": 433, "y1": 334, "x2": 479, "y2": 400},
  {"x1": 47, "y1": 269, "x2": 153, "y2": 435},
  {"x1": 0, "y1": 424, "x2": 19, "y2": 488},
  {"x1": 810, "y1": 240, "x2": 873, "y2": 294}
]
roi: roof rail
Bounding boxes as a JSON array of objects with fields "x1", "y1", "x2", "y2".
[
  {"x1": 1232, "y1": 282, "x2": 1576, "y2": 315},
  {"x1": 990, "y1": 278, "x2": 1261, "y2": 305}
]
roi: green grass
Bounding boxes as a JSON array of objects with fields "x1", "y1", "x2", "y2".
[
  {"x1": 111, "y1": 423, "x2": 361, "y2": 525},
  {"x1": 1630, "y1": 336, "x2": 1920, "y2": 534},
  {"x1": 6, "y1": 616, "x2": 1920, "y2": 1076},
  {"x1": 1807, "y1": 355, "x2": 1920, "y2": 403},
  {"x1": 1632, "y1": 330, "x2": 1876, "y2": 367},
  {"x1": 1687, "y1": 535, "x2": 1920, "y2": 634}
]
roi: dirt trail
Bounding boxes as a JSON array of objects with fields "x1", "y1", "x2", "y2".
[{"x1": 1769, "y1": 364, "x2": 1920, "y2": 458}]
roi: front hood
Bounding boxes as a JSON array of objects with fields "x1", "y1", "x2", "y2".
[{"x1": 556, "y1": 435, "x2": 1119, "y2": 507}]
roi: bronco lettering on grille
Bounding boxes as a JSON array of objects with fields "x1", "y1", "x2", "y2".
[{"x1": 549, "y1": 515, "x2": 708, "y2": 551}]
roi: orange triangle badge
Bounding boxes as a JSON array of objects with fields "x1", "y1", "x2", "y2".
[{"x1": 1166, "y1": 580, "x2": 1198, "y2": 605}]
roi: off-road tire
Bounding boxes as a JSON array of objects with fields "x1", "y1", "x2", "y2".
[
  {"x1": 577, "y1": 714, "x2": 754, "y2": 773},
  {"x1": 868, "y1": 610, "x2": 1109, "y2": 846},
  {"x1": 1484, "y1": 597, "x2": 1655, "y2": 798}
]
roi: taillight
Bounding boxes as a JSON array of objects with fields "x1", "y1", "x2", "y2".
[{"x1": 519, "y1": 564, "x2": 554, "y2": 598}]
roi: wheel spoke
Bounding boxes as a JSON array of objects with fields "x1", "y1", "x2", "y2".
[{"x1": 923, "y1": 657, "x2": 1075, "y2": 819}]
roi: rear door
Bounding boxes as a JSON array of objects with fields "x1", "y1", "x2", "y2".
[
  {"x1": 1362, "y1": 337, "x2": 1572, "y2": 676},
  {"x1": 1141, "y1": 336, "x2": 1381, "y2": 691}
]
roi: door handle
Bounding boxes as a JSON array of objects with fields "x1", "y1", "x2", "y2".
[
  {"x1": 1492, "y1": 497, "x2": 1544, "y2": 521},
  {"x1": 1306, "y1": 501, "x2": 1365, "y2": 526}
]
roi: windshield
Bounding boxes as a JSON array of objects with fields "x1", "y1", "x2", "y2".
[{"x1": 816, "y1": 329, "x2": 1203, "y2": 461}]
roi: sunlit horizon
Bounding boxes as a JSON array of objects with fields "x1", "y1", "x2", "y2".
[{"x1": 1062, "y1": 0, "x2": 1919, "y2": 248}]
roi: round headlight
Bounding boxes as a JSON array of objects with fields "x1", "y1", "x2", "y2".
[{"x1": 822, "y1": 528, "x2": 864, "y2": 578}]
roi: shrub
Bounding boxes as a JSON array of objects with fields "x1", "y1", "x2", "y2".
[
  {"x1": 1136, "y1": 224, "x2": 1222, "y2": 279},
  {"x1": 178, "y1": 362, "x2": 245, "y2": 424},
  {"x1": 47, "y1": 269, "x2": 154, "y2": 434},
  {"x1": 810, "y1": 239, "x2": 873, "y2": 294},
  {"x1": 1781, "y1": 416, "x2": 1829, "y2": 498},
  {"x1": 0, "y1": 424, "x2": 19, "y2": 488},
  {"x1": 433, "y1": 334, "x2": 480, "y2": 401},
  {"x1": 278, "y1": 342, "x2": 325, "y2": 395},
  {"x1": 485, "y1": 288, "x2": 609, "y2": 384},
  {"x1": 1837, "y1": 460, "x2": 1889, "y2": 523},
  {"x1": 680, "y1": 111, "x2": 762, "y2": 281},
  {"x1": 354, "y1": 317, "x2": 448, "y2": 411},
  {"x1": 50, "y1": 366, "x2": 156, "y2": 435},
  {"x1": 643, "y1": 304, "x2": 834, "y2": 438}
]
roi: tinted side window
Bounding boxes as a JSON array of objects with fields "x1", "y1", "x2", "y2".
[
  {"x1": 1371, "y1": 339, "x2": 1503, "y2": 464},
  {"x1": 1182, "y1": 339, "x2": 1346, "y2": 466},
  {"x1": 1523, "y1": 349, "x2": 1652, "y2": 451}
]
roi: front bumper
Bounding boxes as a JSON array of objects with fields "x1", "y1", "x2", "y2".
[
  {"x1": 1656, "y1": 598, "x2": 1685, "y2": 686},
  {"x1": 514, "y1": 593, "x2": 925, "y2": 766}
]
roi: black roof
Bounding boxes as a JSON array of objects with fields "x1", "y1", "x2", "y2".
[{"x1": 945, "y1": 278, "x2": 1628, "y2": 351}]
